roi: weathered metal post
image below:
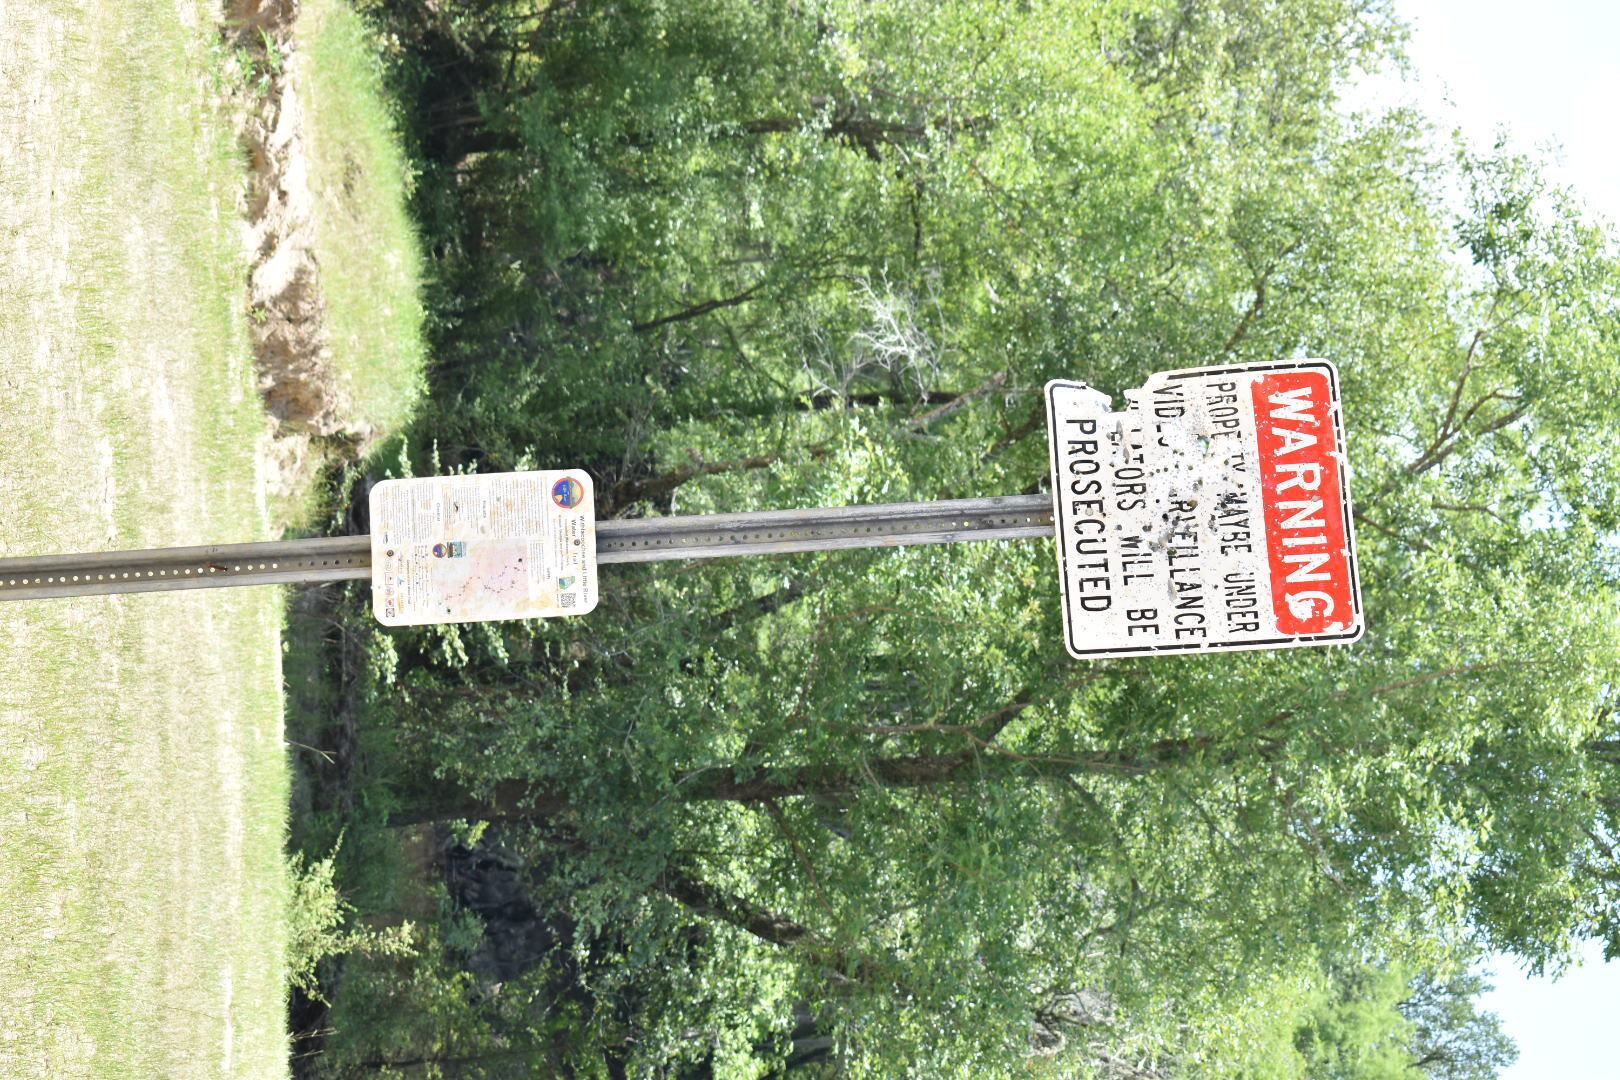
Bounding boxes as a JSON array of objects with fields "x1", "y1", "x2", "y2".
[{"x1": 0, "y1": 495, "x2": 1054, "y2": 602}]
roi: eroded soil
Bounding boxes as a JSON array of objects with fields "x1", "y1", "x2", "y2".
[{"x1": 227, "y1": 0, "x2": 371, "y2": 501}]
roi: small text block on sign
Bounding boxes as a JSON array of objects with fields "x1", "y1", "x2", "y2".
[
  {"x1": 1044, "y1": 360, "x2": 1362, "y2": 659},
  {"x1": 370, "y1": 470, "x2": 598, "y2": 626}
]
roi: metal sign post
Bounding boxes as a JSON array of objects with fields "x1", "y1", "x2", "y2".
[
  {"x1": 0, "y1": 495, "x2": 1053, "y2": 603},
  {"x1": 0, "y1": 360, "x2": 1364, "y2": 659}
]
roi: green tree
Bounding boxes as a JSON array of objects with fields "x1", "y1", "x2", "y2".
[
  {"x1": 319, "y1": 0, "x2": 1620, "y2": 1076},
  {"x1": 1400, "y1": 969, "x2": 1517, "y2": 1080}
]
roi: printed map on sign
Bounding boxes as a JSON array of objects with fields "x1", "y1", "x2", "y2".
[
  {"x1": 370, "y1": 470, "x2": 598, "y2": 626},
  {"x1": 1045, "y1": 361, "x2": 1362, "y2": 659}
]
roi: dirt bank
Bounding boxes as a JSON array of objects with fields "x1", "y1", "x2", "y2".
[{"x1": 226, "y1": 0, "x2": 372, "y2": 503}]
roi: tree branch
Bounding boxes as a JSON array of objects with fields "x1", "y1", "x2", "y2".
[
  {"x1": 658, "y1": 863, "x2": 810, "y2": 948},
  {"x1": 1402, "y1": 399, "x2": 1527, "y2": 479},
  {"x1": 902, "y1": 370, "x2": 1008, "y2": 430},
  {"x1": 388, "y1": 742, "x2": 1175, "y2": 828},
  {"x1": 1431, "y1": 500, "x2": 1509, "y2": 525},
  {"x1": 1362, "y1": 663, "x2": 1501, "y2": 699},
  {"x1": 632, "y1": 278, "x2": 768, "y2": 334},
  {"x1": 1352, "y1": 508, "x2": 1434, "y2": 552},
  {"x1": 656, "y1": 863, "x2": 903, "y2": 988},
  {"x1": 389, "y1": 665, "x2": 1502, "y2": 829},
  {"x1": 1220, "y1": 237, "x2": 1305, "y2": 356},
  {"x1": 982, "y1": 402, "x2": 1045, "y2": 463},
  {"x1": 606, "y1": 443, "x2": 834, "y2": 514},
  {"x1": 763, "y1": 800, "x2": 838, "y2": 923}
]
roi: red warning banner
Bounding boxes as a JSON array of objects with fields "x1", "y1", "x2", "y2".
[{"x1": 1251, "y1": 371, "x2": 1357, "y2": 636}]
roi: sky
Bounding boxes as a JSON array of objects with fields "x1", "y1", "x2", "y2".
[
  {"x1": 1379, "y1": 0, "x2": 1620, "y2": 227},
  {"x1": 1351, "y1": 2, "x2": 1620, "y2": 1077}
]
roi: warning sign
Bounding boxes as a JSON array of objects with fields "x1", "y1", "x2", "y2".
[
  {"x1": 1045, "y1": 361, "x2": 1362, "y2": 659},
  {"x1": 370, "y1": 470, "x2": 598, "y2": 626}
]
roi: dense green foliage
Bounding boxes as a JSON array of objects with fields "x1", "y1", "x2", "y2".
[{"x1": 294, "y1": 0, "x2": 1619, "y2": 1075}]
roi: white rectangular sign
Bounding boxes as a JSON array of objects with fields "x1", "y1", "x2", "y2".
[
  {"x1": 370, "y1": 470, "x2": 598, "y2": 626},
  {"x1": 1045, "y1": 361, "x2": 1362, "y2": 659}
]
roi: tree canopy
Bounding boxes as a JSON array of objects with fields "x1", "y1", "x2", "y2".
[{"x1": 305, "y1": 0, "x2": 1620, "y2": 1075}]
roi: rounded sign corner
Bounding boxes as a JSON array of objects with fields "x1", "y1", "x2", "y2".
[{"x1": 1301, "y1": 357, "x2": 1342, "y2": 378}]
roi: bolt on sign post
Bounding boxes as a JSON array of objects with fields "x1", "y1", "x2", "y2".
[
  {"x1": 1044, "y1": 360, "x2": 1363, "y2": 659},
  {"x1": 0, "y1": 360, "x2": 1364, "y2": 662}
]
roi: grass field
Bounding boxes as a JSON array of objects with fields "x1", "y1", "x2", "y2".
[
  {"x1": 0, "y1": 1, "x2": 425, "y2": 1077},
  {"x1": 294, "y1": 0, "x2": 428, "y2": 443},
  {"x1": 0, "y1": 2, "x2": 290, "y2": 1076}
]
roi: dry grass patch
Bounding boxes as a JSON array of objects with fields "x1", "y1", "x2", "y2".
[{"x1": 0, "y1": 2, "x2": 290, "y2": 1077}]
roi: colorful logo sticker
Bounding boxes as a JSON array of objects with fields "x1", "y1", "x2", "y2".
[
  {"x1": 432, "y1": 543, "x2": 446, "y2": 558},
  {"x1": 448, "y1": 541, "x2": 466, "y2": 558},
  {"x1": 557, "y1": 576, "x2": 576, "y2": 590},
  {"x1": 552, "y1": 476, "x2": 585, "y2": 508}
]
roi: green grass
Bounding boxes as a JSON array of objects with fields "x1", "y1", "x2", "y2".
[
  {"x1": 0, "y1": 3, "x2": 290, "y2": 1077},
  {"x1": 294, "y1": 0, "x2": 429, "y2": 443}
]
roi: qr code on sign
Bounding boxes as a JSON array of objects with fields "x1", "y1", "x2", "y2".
[{"x1": 559, "y1": 593, "x2": 576, "y2": 609}]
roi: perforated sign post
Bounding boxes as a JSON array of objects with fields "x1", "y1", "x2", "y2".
[
  {"x1": 1, "y1": 360, "x2": 1365, "y2": 667},
  {"x1": 1044, "y1": 360, "x2": 1363, "y2": 659}
]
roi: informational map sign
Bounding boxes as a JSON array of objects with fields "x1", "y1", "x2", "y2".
[
  {"x1": 1045, "y1": 360, "x2": 1362, "y2": 659},
  {"x1": 370, "y1": 470, "x2": 597, "y2": 626}
]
